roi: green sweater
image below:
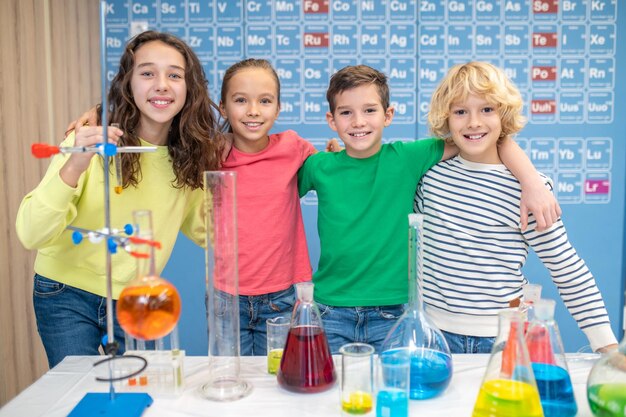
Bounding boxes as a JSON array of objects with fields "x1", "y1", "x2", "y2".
[
  {"x1": 298, "y1": 138, "x2": 444, "y2": 306},
  {"x1": 16, "y1": 133, "x2": 205, "y2": 299}
]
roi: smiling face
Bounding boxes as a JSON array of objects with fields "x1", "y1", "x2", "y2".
[
  {"x1": 448, "y1": 93, "x2": 502, "y2": 164},
  {"x1": 130, "y1": 40, "x2": 186, "y2": 145},
  {"x1": 219, "y1": 67, "x2": 280, "y2": 153},
  {"x1": 326, "y1": 84, "x2": 394, "y2": 159}
]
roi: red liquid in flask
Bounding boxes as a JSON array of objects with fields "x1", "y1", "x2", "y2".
[
  {"x1": 277, "y1": 325, "x2": 336, "y2": 393},
  {"x1": 116, "y1": 278, "x2": 181, "y2": 340}
]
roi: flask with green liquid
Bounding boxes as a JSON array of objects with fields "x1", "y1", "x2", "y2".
[{"x1": 587, "y1": 292, "x2": 626, "y2": 417}]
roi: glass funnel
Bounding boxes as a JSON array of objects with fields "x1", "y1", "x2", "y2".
[
  {"x1": 277, "y1": 282, "x2": 336, "y2": 393},
  {"x1": 526, "y1": 299, "x2": 577, "y2": 417},
  {"x1": 473, "y1": 309, "x2": 543, "y2": 417},
  {"x1": 587, "y1": 293, "x2": 626, "y2": 417},
  {"x1": 380, "y1": 214, "x2": 452, "y2": 400},
  {"x1": 201, "y1": 171, "x2": 251, "y2": 401},
  {"x1": 116, "y1": 210, "x2": 181, "y2": 341}
]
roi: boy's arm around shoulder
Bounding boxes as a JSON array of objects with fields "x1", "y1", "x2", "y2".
[{"x1": 499, "y1": 137, "x2": 562, "y2": 231}]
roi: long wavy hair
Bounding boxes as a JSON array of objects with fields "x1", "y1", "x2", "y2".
[{"x1": 99, "y1": 31, "x2": 222, "y2": 189}]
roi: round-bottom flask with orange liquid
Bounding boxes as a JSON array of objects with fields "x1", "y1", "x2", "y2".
[
  {"x1": 117, "y1": 277, "x2": 181, "y2": 340},
  {"x1": 116, "y1": 210, "x2": 181, "y2": 341}
]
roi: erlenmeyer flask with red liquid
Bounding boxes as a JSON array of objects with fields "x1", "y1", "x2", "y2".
[
  {"x1": 117, "y1": 210, "x2": 181, "y2": 340},
  {"x1": 277, "y1": 282, "x2": 336, "y2": 393}
]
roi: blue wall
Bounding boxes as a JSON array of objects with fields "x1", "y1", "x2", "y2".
[{"x1": 110, "y1": 0, "x2": 625, "y2": 354}]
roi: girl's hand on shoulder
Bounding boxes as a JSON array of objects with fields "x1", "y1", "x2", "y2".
[{"x1": 60, "y1": 125, "x2": 123, "y2": 187}]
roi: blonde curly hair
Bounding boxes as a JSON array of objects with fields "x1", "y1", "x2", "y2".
[{"x1": 428, "y1": 62, "x2": 526, "y2": 145}]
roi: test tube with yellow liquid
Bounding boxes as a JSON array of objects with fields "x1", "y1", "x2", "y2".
[{"x1": 111, "y1": 123, "x2": 123, "y2": 194}]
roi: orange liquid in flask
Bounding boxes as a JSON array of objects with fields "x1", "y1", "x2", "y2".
[{"x1": 117, "y1": 278, "x2": 181, "y2": 340}]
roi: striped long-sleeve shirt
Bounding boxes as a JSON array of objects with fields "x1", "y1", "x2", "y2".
[{"x1": 414, "y1": 156, "x2": 616, "y2": 351}]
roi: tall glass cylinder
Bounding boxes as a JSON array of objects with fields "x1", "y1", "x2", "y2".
[{"x1": 201, "y1": 171, "x2": 251, "y2": 401}]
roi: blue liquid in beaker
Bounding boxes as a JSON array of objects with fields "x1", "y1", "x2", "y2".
[
  {"x1": 408, "y1": 348, "x2": 453, "y2": 399},
  {"x1": 532, "y1": 363, "x2": 577, "y2": 417},
  {"x1": 376, "y1": 389, "x2": 408, "y2": 417}
]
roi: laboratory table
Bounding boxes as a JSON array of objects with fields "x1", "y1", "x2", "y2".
[{"x1": 0, "y1": 354, "x2": 599, "y2": 417}]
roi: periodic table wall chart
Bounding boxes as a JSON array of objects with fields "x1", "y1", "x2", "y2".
[{"x1": 105, "y1": 0, "x2": 625, "y2": 353}]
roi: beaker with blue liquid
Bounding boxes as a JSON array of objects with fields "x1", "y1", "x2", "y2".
[{"x1": 380, "y1": 214, "x2": 453, "y2": 400}]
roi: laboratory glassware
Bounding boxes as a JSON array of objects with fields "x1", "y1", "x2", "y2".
[
  {"x1": 587, "y1": 291, "x2": 626, "y2": 417},
  {"x1": 376, "y1": 348, "x2": 410, "y2": 417},
  {"x1": 277, "y1": 282, "x2": 336, "y2": 393},
  {"x1": 380, "y1": 213, "x2": 452, "y2": 400},
  {"x1": 266, "y1": 316, "x2": 290, "y2": 375},
  {"x1": 340, "y1": 343, "x2": 375, "y2": 415},
  {"x1": 472, "y1": 309, "x2": 543, "y2": 417},
  {"x1": 201, "y1": 171, "x2": 251, "y2": 401},
  {"x1": 526, "y1": 299, "x2": 577, "y2": 417},
  {"x1": 117, "y1": 210, "x2": 181, "y2": 341}
]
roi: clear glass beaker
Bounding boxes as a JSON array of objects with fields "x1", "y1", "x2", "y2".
[
  {"x1": 340, "y1": 343, "x2": 374, "y2": 415},
  {"x1": 472, "y1": 309, "x2": 543, "y2": 417},
  {"x1": 117, "y1": 210, "x2": 181, "y2": 341},
  {"x1": 277, "y1": 282, "x2": 336, "y2": 393},
  {"x1": 380, "y1": 214, "x2": 452, "y2": 400},
  {"x1": 200, "y1": 171, "x2": 251, "y2": 401},
  {"x1": 376, "y1": 348, "x2": 410, "y2": 417},
  {"x1": 266, "y1": 316, "x2": 290, "y2": 375},
  {"x1": 525, "y1": 299, "x2": 577, "y2": 417},
  {"x1": 587, "y1": 292, "x2": 626, "y2": 416}
]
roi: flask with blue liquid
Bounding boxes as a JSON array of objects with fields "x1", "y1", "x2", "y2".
[
  {"x1": 525, "y1": 299, "x2": 577, "y2": 417},
  {"x1": 379, "y1": 214, "x2": 453, "y2": 402}
]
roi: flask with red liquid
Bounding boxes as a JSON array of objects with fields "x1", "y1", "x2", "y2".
[{"x1": 277, "y1": 282, "x2": 336, "y2": 393}]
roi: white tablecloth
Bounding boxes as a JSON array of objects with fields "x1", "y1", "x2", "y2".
[{"x1": 0, "y1": 354, "x2": 599, "y2": 417}]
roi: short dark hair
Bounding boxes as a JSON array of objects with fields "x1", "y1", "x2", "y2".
[{"x1": 326, "y1": 65, "x2": 390, "y2": 114}]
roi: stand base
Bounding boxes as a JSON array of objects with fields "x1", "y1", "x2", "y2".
[
  {"x1": 68, "y1": 392, "x2": 153, "y2": 417},
  {"x1": 199, "y1": 378, "x2": 252, "y2": 401}
]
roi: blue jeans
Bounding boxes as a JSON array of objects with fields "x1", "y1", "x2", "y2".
[
  {"x1": 317, "y1": 302, "x2": 405, "y2": 354},
  {"x1": 239, "y1": 285, "x2": 296, "y2": 356},
  {"x1": 33, "y1": 274, "x2": 127, "y2": 368},
  {"x1": 442, "y1": 330, "x2": 495, "y2": 354}
]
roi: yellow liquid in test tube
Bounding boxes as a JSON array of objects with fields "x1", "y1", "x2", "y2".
[
  {"x1": 267, "y1": 348, "x2": 283, "y2": 374},
  {"x1": 111, "y1": 123, "x2": 123, "y2": 194},
  {"x1": 342, "y1": 391, "x2": 373, "y2": 414},
  {"x1": 472, "y1": 379, "x2": 543, "y2": 417}
]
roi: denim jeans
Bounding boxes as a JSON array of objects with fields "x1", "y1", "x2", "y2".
[
  {"x1": 239, "y1": 285, "x2": 296, "y2": 356},
  {"x1": 33, "y1": 274, "x2": 127, "y2": 368},
  {"x1": 316, "y1": 302, "x2": 405, "y2": 354},
  {"x1": 442, "y1": 329, "x2": 495, "y2": 354}
]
